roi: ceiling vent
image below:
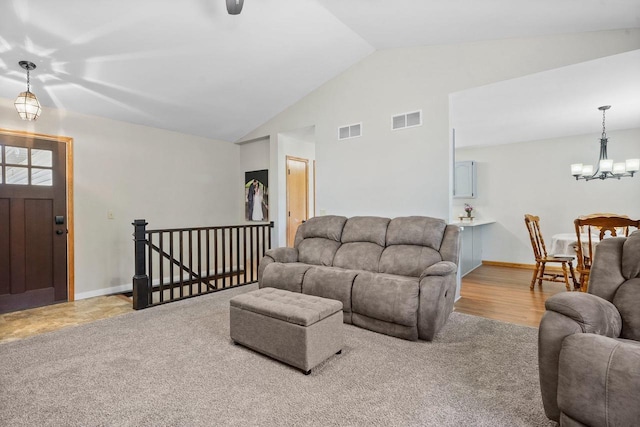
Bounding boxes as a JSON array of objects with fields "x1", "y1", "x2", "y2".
[
  {"x1": 338, "y1": 123, "x2": 362, "y2": 140},
  {"x1": 392, "y1": 110, "x2": 422, "y2": 130}
]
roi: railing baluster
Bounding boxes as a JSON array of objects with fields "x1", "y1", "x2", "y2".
[
  {"x1": 206, "y1": 229, "x2": 211, "y2": 290},
  {"x1": 227, "y1": 228, "x2": 233, "y2": 287},
  {"x1": 179, "y1": 231, "x2": 184, "y2": 299},
  {"x1": 243, "y1": 226, "x2": 248, "y2": 284},
  {"x1": 249, "y1": 226, "x2": 254, "y2": 283},
  {"x1": 170, "y1": 231, "x2": 175, "y2": 300},
  {"x1": 188, "y1": 230, "x2": 193, "y2": 296},
  {"x1": 159, "y1": 232, "x2": 164, "y2": 303},
  {"x1": 214, "y1": 228, "x2": 218, "y2": 290},
  {"x1": 222, "y1": 228, "x2": 227, "y2": 289},
  {"x1": 148, "y1": 232, "x2": 154, "y2": 304},
  {"x1": 197, "y1": 230, "x2": 202, "y2": 294}
]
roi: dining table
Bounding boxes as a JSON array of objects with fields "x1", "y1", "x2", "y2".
[{"x1": 549, "y1": 233, "x2": 600, "y2": 257}]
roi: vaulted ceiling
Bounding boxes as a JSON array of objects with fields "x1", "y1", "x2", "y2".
[{"x1": 1, "y1": 0, "x2": 639, "y2": 142}]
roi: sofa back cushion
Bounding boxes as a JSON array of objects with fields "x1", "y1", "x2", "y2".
[
  {"x1": 612, "y1": 278, "x2": 640, "y2": 340},
  {"x1": 385, "y1": 216, "x2": 447, "y2": 248},
  {"x1": 295, "y1": 215, "x2": 347, "y2": 266},
  {"x1": 341, "y1": 216, "x2": 390, "y2": 246},
  {"x1": 622, "y1": 231, "x2": 640, "y2": 280},
  {"x1": 332, "y1": 217, "x2": 390, "y2": 272},
  {"x1": 379, "y1": 216, "x2": 446, "y2": 277}
]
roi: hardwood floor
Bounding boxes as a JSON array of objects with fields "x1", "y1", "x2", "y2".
[
  {"x1": 0, "y1": 265, "x2": 569, "y2": 344},
  {"x1": 454, "y1": 264, "x2": 568, "y2": 327}
]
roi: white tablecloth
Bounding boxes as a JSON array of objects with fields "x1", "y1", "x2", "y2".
[{"x1": 550, "y1": 233, "x2": 599, "y2": 257}]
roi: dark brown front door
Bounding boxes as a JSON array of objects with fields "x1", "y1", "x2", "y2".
[{"x1": 0, "y1": 134, "x2": 68, "y2": 313}]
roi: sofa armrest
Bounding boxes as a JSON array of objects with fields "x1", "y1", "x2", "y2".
[
  {"x1": 264, "y1": 247, "x2": 299, "y2": 263},
  {"x1": 545, "y1": 292, "x2": 622, "y2": 336},
  {"x1": 258, "y1": 247, "x2": 299, "y2": 285},
  {"x1": 419, "y1": 261, "x2": 457, "y2": 280},
  {"x1": 538, "y1": 292, "x2": 623, "y2": 421}
]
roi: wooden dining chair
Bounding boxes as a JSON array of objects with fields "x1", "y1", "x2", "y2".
[
  {"x1": 524, "y1": 214, "x2": 577, "y2": 291},
  {"x1": 573, "y1": 216, "x2": 640, "y2": 292},
  {"x1": 578, "y1": 212, "x2": 630, "y2": 236}
]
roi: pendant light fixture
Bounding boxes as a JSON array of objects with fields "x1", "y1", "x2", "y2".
[
  {"x1": 14, "y1": 61, "x2": 42, "y2": 121},
  {"x1": 570, "y1": 105, "x2": 639, "y2": 181},
  {"x1": 226, "y1": 0, "x2": 244, "y2": 15}
]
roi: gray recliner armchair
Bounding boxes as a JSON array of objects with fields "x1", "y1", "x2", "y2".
[{"x1": 538, "y1": 230, "x2": 640, "y2": 426}]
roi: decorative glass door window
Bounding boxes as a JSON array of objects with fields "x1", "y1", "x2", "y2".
[{"x1": 0, "y1": 145, "x2": 53, "y2": 186}]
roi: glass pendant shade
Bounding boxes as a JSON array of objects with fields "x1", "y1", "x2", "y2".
[
  {"x1": 570, "y1": 163, "x2": 583, "y2": 176},
  {"x1": 599, "y1": 159, "x2": 613, "y2": 172},
  {"x1": 14, "y1": 90, "x2": 42, "y2": 121},
  {"x1": 626, "y1": 158, "x2": 640, "y2": 172},
  {"x1": 612, "y1": 162, "x2": 626, "y2": 175}
]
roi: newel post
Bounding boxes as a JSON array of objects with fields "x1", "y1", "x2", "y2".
[{"x1": 132, "y1": 219, "x2": 150, "y2": 310}]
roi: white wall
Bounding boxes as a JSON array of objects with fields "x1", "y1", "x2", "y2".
[
  {"x1": 1, "y1": 101, "x2": 241, "y2": 299},
  {"x1": 240, "y1": 29, "x2": 640, "y2": 222},
  {"x1": 455, "y1": 128, "x2": 640, "y2": 264}
]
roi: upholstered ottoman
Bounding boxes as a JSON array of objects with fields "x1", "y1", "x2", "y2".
[{"x1": 230, "y1": 287, "x2": 343, "y2": 374}]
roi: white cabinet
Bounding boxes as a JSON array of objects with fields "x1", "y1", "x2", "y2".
[
  {"x1": 454, "y1": 161, "x2": 476, "y2": 198},
  {"x1": 452, "y1": 220, "x2": 495, "y2": 300},
  {"x1": 460, "y1": 225, "x2": 483, "y2": 276}
]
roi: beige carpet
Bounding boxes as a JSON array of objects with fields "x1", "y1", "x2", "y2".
[{"x1": 0, "y1": 284, "x2": 554, "y2": 426}]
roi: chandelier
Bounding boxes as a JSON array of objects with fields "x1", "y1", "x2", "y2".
[
  {"x1": 14, "y1": 61, "x2": 42, "y2": 121},
  {"x1": 571, "y1": 106, "x2": 638, "y2": 181}
]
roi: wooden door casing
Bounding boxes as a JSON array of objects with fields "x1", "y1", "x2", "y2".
[{"x1": 286, "y1": 157, "x2": 309, "y2": 248}]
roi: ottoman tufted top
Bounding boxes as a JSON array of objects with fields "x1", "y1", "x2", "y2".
[{"x1": 230, "y1": 287, "x2": 343, "y2": 327}]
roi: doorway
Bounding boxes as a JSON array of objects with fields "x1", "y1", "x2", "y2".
[
  {"x1": 0, "y1": 130, "x2": 74, "y2": 313},
  {"x1": 286, "y1": 156, "x2": 308, "y2": 247}
]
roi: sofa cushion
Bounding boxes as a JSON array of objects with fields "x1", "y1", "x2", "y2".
[
  {"x1": 260, "y1": 262, "x2": 312, "y2": 293},
  {"x1": 341, "y1": 216, "x2": 390, "y2": 246},
  {"x1": 622, "y1": 231, "x2": 640, "y2": 279},
  {"x1": 379, "y1": 245, "x2": 442, "y2": 277},
  {"x1": 298, "y1": 238, "x2": 341, "y2": 266},
  {"x1": 293, "y1": 215, "x2": 347, "y2": 247},
  {"x1": 612, "y1": 277, "x2": 640, "y2": 341},
  {"x1": 302, "y1": 266, "x2": 357, "y2": 323},
  {"x1": 334, "y1": 242, "x2": 384, "y2": 272},
  {"x1": 385, "y1": 216, "x2": 447, "y2": 250},
  {"x1": 351, "y1": 271, "x2": 419, "y2": 327}
]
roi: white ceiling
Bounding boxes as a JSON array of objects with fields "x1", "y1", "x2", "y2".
[
  {"x1": 451, "y1": 49, "x2": 640, "y2": 148},
  {"x1": 1, "y1": 0, "x2": 639, "y2": 142}
]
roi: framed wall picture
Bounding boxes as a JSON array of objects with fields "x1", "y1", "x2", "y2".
[{"x1": 245, "y1": 169, "x2": 269, "y2": 221}]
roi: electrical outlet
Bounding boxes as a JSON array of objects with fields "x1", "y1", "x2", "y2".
[
  {"x1": 319, "y1": 209, "x2": 326, "y2": 216},
  {"x1": 107, "y1": 210, "x2": 114, "y2": 220}
]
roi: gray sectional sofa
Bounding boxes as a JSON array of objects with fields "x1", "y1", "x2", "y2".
[{"x1": 258, "y1": 215, "x2": 461, "y2": 341}]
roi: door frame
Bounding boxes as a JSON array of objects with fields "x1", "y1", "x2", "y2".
[
  {"x1": 0, "y1": 128, "x2": 75, "y2": 301},
  {"x1": 285, "y1": 156, "x2": 309, "y2": 247}
]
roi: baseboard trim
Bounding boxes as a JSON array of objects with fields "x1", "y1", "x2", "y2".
[
  {"x1": 482, "y1": 260, "x2": 565, "y2": 272},
  {"x1": 75, "y1": 283, "x2": 132, "y2": 301}
]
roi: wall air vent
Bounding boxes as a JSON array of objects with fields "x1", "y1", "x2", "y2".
[
  {"x1": 338, "y1": 123, "x2": 362, "y2": 140},
  {"x1": 392, "y1": 110, "x2": 422, "y2": 130}
]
